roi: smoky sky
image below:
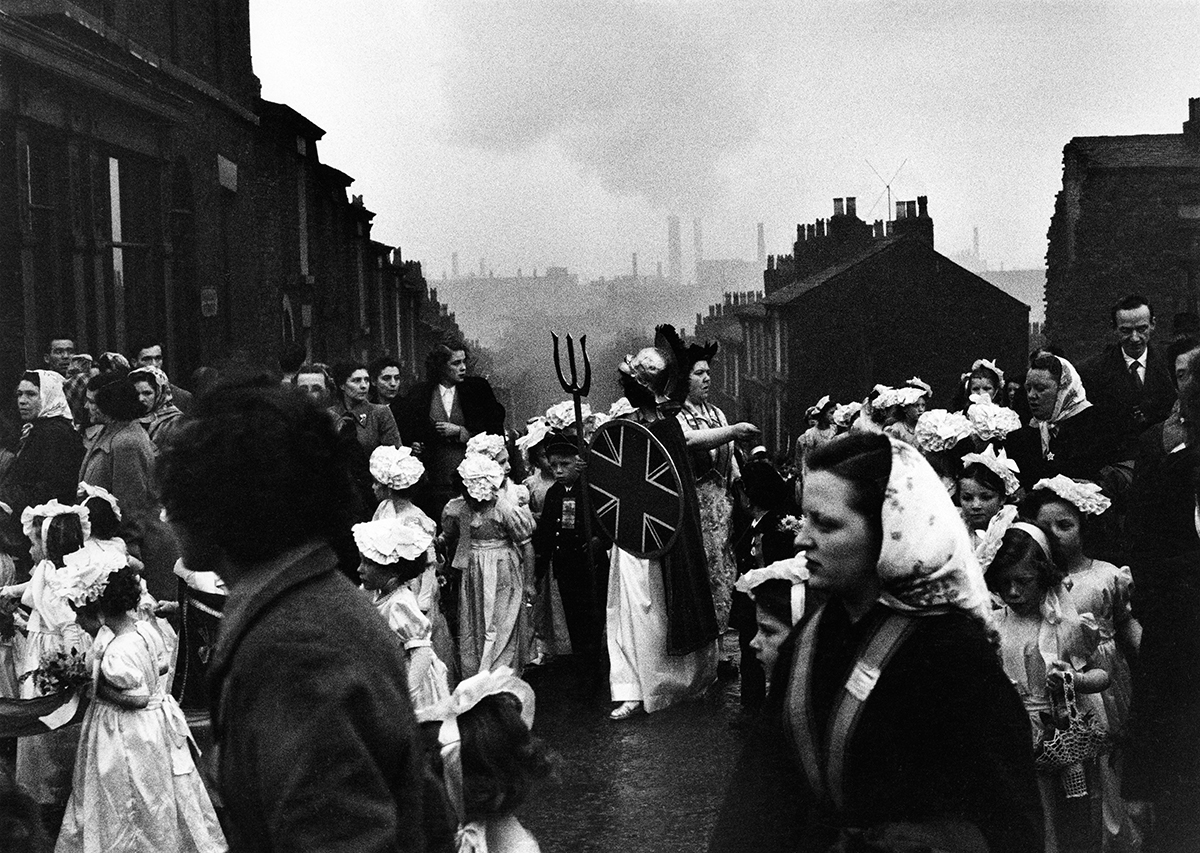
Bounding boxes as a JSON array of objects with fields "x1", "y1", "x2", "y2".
[{"x1": 252, "y1": 1, "x2": 1200, "y2": 279}]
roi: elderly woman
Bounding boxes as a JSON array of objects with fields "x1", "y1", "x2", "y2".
[
  {"x1": 0, "y1": 371, "x2": 84, "y2": 561},
  {"x1": 784, "y1": 432, "x2": 1042, "y2": 852},
  {"x1": 80, "y1": 372, "x2": 177, "y2": 598},
  {"x1": 129, "y1": 365, "x2": 185, "y2": 451},
  {"x1": 1008, "y1": 354, "x2": 1118, "y2": 491}
]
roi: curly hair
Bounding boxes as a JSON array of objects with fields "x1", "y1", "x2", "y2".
[
  {"x1": 156, "y1": 382, "x2": 361, "y2": 564},
  {"x1": 98, "y1": 566, "x2": 142, "y2": 618},
  {"x1": 459, "y1": 692, "x2": 553, "y2": 821}
]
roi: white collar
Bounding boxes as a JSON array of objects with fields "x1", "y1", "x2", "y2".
[{"x1": 1123, "y1": 350, "x2": 1146, "y2": 368}]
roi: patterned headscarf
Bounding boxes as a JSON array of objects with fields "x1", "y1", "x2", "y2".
[
  {"x1": 23, "y1": 370, "x2": 72, "y2": 422},
  {"x1": 128, "y1": 365, "x2": 175, "y2": 413},
  {"x1": 876, "y1": 438, "x2": 993, "y2": 625}
]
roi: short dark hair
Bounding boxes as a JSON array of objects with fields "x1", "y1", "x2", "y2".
[
  {"x1": 1168, "y1": 335, "x2": 1200, "y2": 373},
  {"x1": 330, "y1": 361, "x2": 367, "y2": 391},
  {"x1": 986, "y1": 524, "x2": 1064, "y2": 593},
  {"x1": 459, "y1": 692, "x2": 553, "y2": 821},
  {"x1": 1111, "y1": 294, "x2": 1154, "y2": 327},
  {"x1": 157, "y1": 382, "x2": 361, "y2": 564},
  {"x1": 1028, "y1": 353, "x2": 1063, "y2": 384},
  {"x1": 87, "y1": 372, "x2": 144, "y2": 421},
  {"x1": 129, "y1": 337, "x2": 163, "y2": 359},
  {"x1": 368, "y1": 354, "x2": 402, "y2": 381},
  {"x1": 45, "y1": 335, "x2": 75, "y2": 351},
  {"x1": 752, "y1": 578, "x2": 793, "y2": 626},
  {"x1": 424, "y1": 339, "x2": 469, "y2": 383},
  {"x1": 82, "y1": 496, "x2": 121, "y2": 541}
]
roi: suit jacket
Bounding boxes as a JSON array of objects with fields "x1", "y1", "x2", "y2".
[
  {"x1": 395, "y1": 376, "x2": 505, "y2": 449},
  {"x1": 1080, "y1": 343, "x2": 1175, "y2": 458},
  {"x1": 208, "y1": 541, "x2": 427, "y2": 852}
]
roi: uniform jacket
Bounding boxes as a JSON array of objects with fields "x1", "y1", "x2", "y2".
[{"x1": 208, "y1": 541, "x2": 426, "y2": 852}]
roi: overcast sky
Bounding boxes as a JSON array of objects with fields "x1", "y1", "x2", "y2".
[{"x1": 250, "y1": 1, "x2": 1199, "y2": 283}]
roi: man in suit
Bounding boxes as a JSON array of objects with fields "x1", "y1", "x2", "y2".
[
  {"x1": 395, "y1": 338, "x2": 505, "y2": 520},
  {"x1": 1080, "y1": 294, "x2": 1175, "y2": 466}
]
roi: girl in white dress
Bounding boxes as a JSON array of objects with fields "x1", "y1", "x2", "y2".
[
  {"x1": 53, "y1": 554, "x2": 225, "y2": 853},
  {"x1": 0, "y1": 501, "x2": 90, "y2": 807},
  {"x1": 353, "y1": 517, "x2": 450, "y2": 713},
  {"x1": 369, "y1": 445, "x2": 455, "y2": 682}
]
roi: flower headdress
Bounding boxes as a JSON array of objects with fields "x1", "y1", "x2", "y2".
[
  {"x1": 608, "y1": 397, "x2": 636, "y2": 419},
  {"x1": 961, "y1": 444, "x2": 1021, "y2": 496},
  {"x1": 47, "y1": 546, "x2": 126, "y2": 607},
  {"x1": 914, "y1": 409, "x2": 972, "y2": 453},
  {"x1": 1032, "y1": 475, "x2": 1112, "y2": 516},
  {"x1": 544, "y1": 400, "x2": 589, "y2": 431},
  {"x1": 417, "y1": 667, "x2": 536, "y2": 848},
  {"x1": 832, "y1": 401, "x2": 862, "y2": 428},
  {"x1": 465, "y1": 433, "x2": 508, "y2": 462},
  {"x1": 905, "y1": 376, "x2": 933, "y2": 398},
  {"x1": 352, "y1": 518, "x2": 434, "y2": 565},
  {"x1": 77, "y1": 482, "x2": 122, "y2": 521},
  {"x1": 972, "y1": 504, "x2": 1019, "y2": 573},
  {"x1": 967, "y1": 397, "x2": 1023, "y2": 443},
  {"x1": 369, "y1": 445, "x2": 425, "y2": 491},
  {"x1": 457, "y1": 454, "x2": 505, "y2": 502},
  {"x1": 515, "y1": 417, "x2": 551, "y2": 454},
  {"x1": 734, "y1": 555, "x2": 809, "y2": 625},
  {"x1": 21, "y1": 500, "x2": 90, "y2": 547}
]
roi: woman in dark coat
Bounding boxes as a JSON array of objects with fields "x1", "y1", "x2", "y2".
[
  {"x1": 0, "y1": 370, "x2": 83, "y2": 562},
  {"x1": 784, "y1": 432, "x2": 1043, "y2": 853}
]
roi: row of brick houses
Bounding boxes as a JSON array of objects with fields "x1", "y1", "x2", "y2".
[
  {"x1": 694, "y1": 198, "x2": 1030, "y2": 456},
  {"x1": 0, "y1": 0, "x2": 460, "y2": 395}
]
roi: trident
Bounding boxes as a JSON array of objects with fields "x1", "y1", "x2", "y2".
[{"x1": 551, "y1": 333, "x2": 597, "y2": 592}]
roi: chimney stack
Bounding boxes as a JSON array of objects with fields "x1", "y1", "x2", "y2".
[
  {"x1": 895, "y1": 201, "x2": 907, "y2": 221},
  {"x1": 846, "y1": 197, "x2": 857, "y2": 218},
  {"x1": 907, "y1": 200, "x2": 918, "y2": 219},
  {"x1": 1185, "y1": 97, "x2": 1200, "y2": 143},
  {"x1": 757, "y1": 222, "x2": 766, "y2": 263},
  {"x1": 833, "y1": 198, "x2": 845, "y2": 217},
  {"x1": 916, "y1": 196, "x2": 927, "y2": 219}
]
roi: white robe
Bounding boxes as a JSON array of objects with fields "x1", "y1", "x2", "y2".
[{"x1": 607, "y1": 547, "x2": 717, "y2": 713}]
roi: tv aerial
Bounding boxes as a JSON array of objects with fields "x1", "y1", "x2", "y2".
[{"x1": 865, "y1": 158, "x2": 907, "y2": 220}]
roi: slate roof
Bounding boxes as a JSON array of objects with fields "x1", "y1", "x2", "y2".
[
  {"x1": 762, "y1": 238, "x2": 900, "y2": 306},
  {"x1": 1068, "y1": 134, "x2": 1200, "y2": 170}
]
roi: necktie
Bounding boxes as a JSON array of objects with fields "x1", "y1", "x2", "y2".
[{"x1": 1129, "y1": 360, "x2": 1143, "y2": 389}]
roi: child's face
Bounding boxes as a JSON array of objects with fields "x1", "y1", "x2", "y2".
[
  {"x1": 1035, "y1": 501, "x2": 1082, "y2": 561},
  {"x1": 749, "y1": 605, "x2": 790, "y2": 676},
  {"x1": 75, "y1": 607, "x2": 102, "y2": 637},
  {"x1": 994, "y1": 562, "x2": 1044, "y2": 617},
  {"x1": 496, "y1": 449, "x2": 511, "y2": 476},
  {"x1": 968, "y1": 377, "x2": 996, "y2": 400},
  {"x1": 358, "y1": 558, "x2": 393, "y2": 591},
  {"x1": 371, "y1": 482, "x2": 390, "y2": 503},
  {"x1": 547, "y1": 453, "x2": 580, "y2": 485},
  {"x1": 959, "y1": 478, "x2": 1003, "y2": 531}
]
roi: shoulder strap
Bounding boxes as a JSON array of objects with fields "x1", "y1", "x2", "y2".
[
  {"x1": 826, "y1": 611, "x2": 918, "y2": 812},
  {"x1": 784, "y1": 602, "x2": 827, "y2": 800}
]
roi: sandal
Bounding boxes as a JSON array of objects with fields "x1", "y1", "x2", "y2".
[{"x1": 609, "y1": 701, "x2": 644, "y2": 721}]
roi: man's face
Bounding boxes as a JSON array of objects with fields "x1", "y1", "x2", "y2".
[
  {"x1": 136, "y1": 345, "x2": 164, "y2": 369},
  {"x1": 45, "y1": 339, "x2": 75, "y2": 374},
  {"x1": 1114, "y1": 305, "x2": 1153, "y2": 359},
  {"x1": 1175, "y1": 347, "x2": 1200, "y2": 398}
]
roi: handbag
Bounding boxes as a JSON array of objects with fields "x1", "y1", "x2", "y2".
[{"x1": 1034, "y1": 669, "x2": 1109, "y2": 770}]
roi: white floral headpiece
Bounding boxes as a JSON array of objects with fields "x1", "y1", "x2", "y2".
[
  {"x1": 352, "y1": 518, "x2": 433, "y2": 565},
  {"x1": 961, "y1": 444, "x2": 1021, "y2": 496},
  {"x1": 457, "y1": 454, "x2": 505, "y2": 501},
  {"x1": 545, "y1": 400, "x2": 591, "y2": 431},
  {"x1": 47, "y1": 546, "x2": 127, "y2": 607},
  {"x1": 608, "y1": 397, "x2": 636, "y2": 418},
  {"x1": 369, "y1": 445, "x2": 425, "y2": 491},
  {"x1": 906, "y1": 376, "x2": 933, "y2": 397},
  {"x1": 962, "y1": 358, "x2": 1005, "y2": 387},
  {"x1": 21, "y1": 500, "x2": 90, "y2": 547},
  {"x1": 515, "y1": 417, "x2": 551, "y2": 453},
  {"x1": 972, "y1": 504, "x2": 1018, "y2": 573},
  {"x1": 1033, "y1": 475, "x2": 1112, "y2": 516},
  {"x1": 832, "y1": 401, "x2": 862, "y2": 428},
  {"x1": 967, "y1": 399, "x2": 1022, "y2": 443},
  {"x1": 734, "y1": 555, "x2": 809, "y2": 626},
  {"x1": 465, "y1": 433, "x2": 508, "y2": 462},
  {"x1": 417, "y1": 667, "x2": 536, "y2": 832},
  {"x1": 77, "y1": 482, "x2": 122, "y2": 521},
  {"x1": 914, "y1": 409, "x2": 972, "y2": 453}
]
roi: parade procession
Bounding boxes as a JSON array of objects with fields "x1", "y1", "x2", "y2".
[{"x1": 2, "y1": 2, "x2": 1200, "y2": 852}]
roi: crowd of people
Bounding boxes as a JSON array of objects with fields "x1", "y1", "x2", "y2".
[{"x1": 0, "y1": 292, "x2": 1196, "y2": 852}]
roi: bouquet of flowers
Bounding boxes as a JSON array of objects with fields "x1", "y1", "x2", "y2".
[
  {"x1": 968, "y1": 399, "x2": 1023, "y2": 443},
  {"x1": 19, "y1": 647, "x2": 90, "y2": 695},
  {"x1": 778, "y1": 515, "x2": 803, "y2": 535},
  {"x1": 914, "y1": 410, "x2": 972, "y2": 454}
]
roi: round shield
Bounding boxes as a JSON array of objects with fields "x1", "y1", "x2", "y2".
[{"x1": 586, "y1": 418, "x2": 684, "y2": 559}]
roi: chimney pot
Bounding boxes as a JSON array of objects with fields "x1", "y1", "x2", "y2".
[
  {"x1": 846, "y1": 197, "x2": 857, "y2": 218},
  {"x1": 907, "y1": 200, "x2": 917, "y2": 219},
  {"x1": 833, "y1": 198, "x2": 845, "y2": 216},
  {"x1": 917, "y1": 196, "x2": 928, "y2": 218}
]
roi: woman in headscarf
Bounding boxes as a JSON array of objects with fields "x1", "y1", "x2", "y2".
[
  {"x1": 80, "y1": 372, "x2": 178, "y2": 599},
  {"x1": 0, "y1": 370, "x2": 84, "y2": 561},
  {"x1": 783, "y1": 432, "x2": 1043, "y2": 852},
  {"x1": 1007, "y1": 354, "x2": 1119, "y2": 491},
  {"x1": 129, "y1": 365, "x2": 185, "y2": 452}
]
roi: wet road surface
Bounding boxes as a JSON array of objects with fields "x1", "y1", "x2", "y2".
[{"x1": 520, "y1": 653, "x2": 749, "y2": 853}]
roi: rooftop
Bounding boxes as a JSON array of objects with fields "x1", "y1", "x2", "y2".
[{"x1": 1068, "y1": 133, "x2": 1200, "y2": 170}]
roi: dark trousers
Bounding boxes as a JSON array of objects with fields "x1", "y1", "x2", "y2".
[{"x1": 554, "y1": 551, "x2": 606, "y2": 664}]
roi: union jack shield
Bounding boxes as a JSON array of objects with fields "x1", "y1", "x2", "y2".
[{"x1": 587, "y1": 419, "x2": 684, "y2": 559}]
